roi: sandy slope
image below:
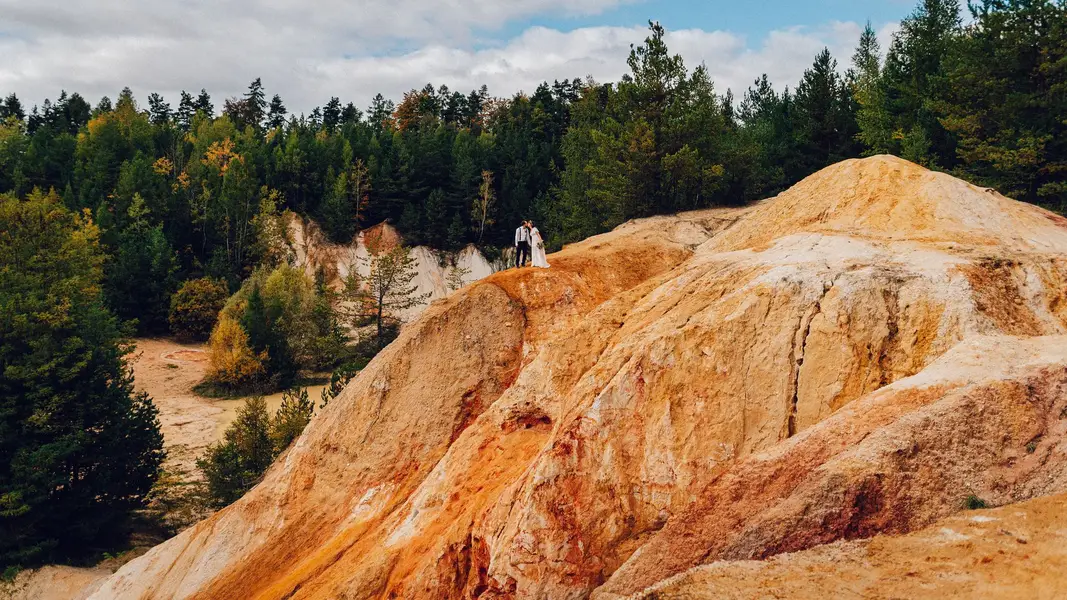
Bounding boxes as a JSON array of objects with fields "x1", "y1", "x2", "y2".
[
  {"x1": 129, "y1": 338, "x2": 327, "y2": 477},
  {"x1": 631, "y1": 492, "x2": 1067, "y2": 599}
]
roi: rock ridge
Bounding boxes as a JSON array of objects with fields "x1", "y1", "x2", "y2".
[{"x1": 87, "y1": 156, "x2": 1067, "y2": 599}]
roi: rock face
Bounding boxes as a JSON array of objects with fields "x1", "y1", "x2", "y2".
[
  {"x1": 89, "y1": 156, "x2": 1067, "y2": 599},
  {"x1": 288, "y1": 216, "x2": 497, "y2": 320}
]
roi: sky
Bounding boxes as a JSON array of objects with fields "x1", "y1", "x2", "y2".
[{"x1": 0, "y1": 0, "x2": 918, "y2": 116}]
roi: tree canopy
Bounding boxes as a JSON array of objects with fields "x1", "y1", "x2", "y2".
[
  {"x1": 0, "y1": 190, "x2": 164, "y2": 568},
  {"x1": 0, "y1": 0, "x2": 1064, "y2": 336}
]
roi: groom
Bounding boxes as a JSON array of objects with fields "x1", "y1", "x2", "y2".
[{"x1": 514, "y1": 220, "x2": 531, "y2": 268}]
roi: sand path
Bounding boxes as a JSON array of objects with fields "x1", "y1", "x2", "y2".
[{"x1": 129, "y1": 338, "x2": 327, "y2": 477}]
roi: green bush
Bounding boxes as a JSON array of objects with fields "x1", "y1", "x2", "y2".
[
  {"x1": 270, "y1": 388, "x2": 314, "y2": 454},
  {"x1": 204, "y1": 316, "x2": 267, "y2": 393},
  {"x1": 169, "y1": 277, "x2": 229, "y2": 342},
  {"x1": 212, "y1": 265, "x2": 347, "y2": 391},
  {"x1": 197, "y1": 397, "x2": 274, "y2": 508},
  {"x1": 198, "y1": 391, "x2": 319, "y2": 509}
]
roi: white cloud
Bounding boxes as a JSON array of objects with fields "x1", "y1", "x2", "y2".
[{"x1": 0, "y1": 0, "x2": 899, "y2": 114}]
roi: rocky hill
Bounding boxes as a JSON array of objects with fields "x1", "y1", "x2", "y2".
[{"x1": 85, "y1": 156, "x2": 1067, "y2": 599}]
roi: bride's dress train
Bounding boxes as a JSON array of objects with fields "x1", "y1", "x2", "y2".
[{"x1": 531, "y1": 228, "x2": 550, "y2": 268}]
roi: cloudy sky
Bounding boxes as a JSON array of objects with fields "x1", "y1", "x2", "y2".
[{"x1": 0, "y1": 0, "x2": 913, "y2": 115}]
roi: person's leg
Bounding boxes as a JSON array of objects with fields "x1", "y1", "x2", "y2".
[{"x1": 519, "y1": 242, "x2": 530, "y2": 266}]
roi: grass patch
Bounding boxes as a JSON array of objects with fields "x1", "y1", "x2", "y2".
[
  {"x1": 963, "y1": 494, "x2": 989, "y2": 510},
  {"x1": 191, "y1": 380, "x2": 264, "y2": 399},
  {"x1": 192, "y1": 373, "x2": 330, "y2": 399}
]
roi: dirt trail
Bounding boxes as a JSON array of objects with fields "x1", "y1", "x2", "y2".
[
  {"x1": 129, "y1": 339, "x2": 218, "y2": 478},
  {"x1": 130, "y1": 338, "x2": 325, "y2": 477}
]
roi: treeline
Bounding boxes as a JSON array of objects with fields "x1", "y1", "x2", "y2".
[{"x1": 2, "y1": 0, "x2": 1065, "y2": 337}]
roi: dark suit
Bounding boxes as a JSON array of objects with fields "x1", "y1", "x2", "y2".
[{"x1": 515, "y1": 226, "x2": 531, "y2": 267}]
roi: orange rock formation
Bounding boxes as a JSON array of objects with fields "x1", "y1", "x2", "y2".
[{"x1": 88, "y1": 156, "x2": 1067, "y2": 599}]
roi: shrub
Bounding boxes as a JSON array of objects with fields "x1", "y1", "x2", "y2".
[
  {"x1": 963, "y1": 494, "x2": 989, "y2": 510},
  {"x1": 198, "y1": 393, "x2": 318, "y2": 508},
  {"x1": 169, "y1": 277, "x2": 229, "y2": 341},
  {"x1": 205, "y1": 316, "x2": 266, "y2": 390},
  {"x1": 197, "y1": 397, "x2": 273, "y2": 508},
  {"x1": 319, "y1": 363, "x2": 360, "y2": 409},
  {"x1": 270, "y1": 388, "x2": 315, "y2": 453},
  {"x1": 216, "y1": 264, "x2": 347, "y2": 389}
]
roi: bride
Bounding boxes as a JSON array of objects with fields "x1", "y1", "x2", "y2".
[{"x1": 529, "y1": 221, "x2": 550, "y2": 268}]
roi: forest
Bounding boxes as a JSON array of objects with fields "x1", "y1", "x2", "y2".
[{"x1": 1, "y1": 0, "x2": 1065, "y2": 571}]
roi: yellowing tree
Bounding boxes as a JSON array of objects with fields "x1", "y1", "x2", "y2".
[
  {"x1": 206, "y1": 316, "x2": 265, "y2": 389},
  {"x1": 471, "y1": 170, "x2": 496, "y2": 244}
]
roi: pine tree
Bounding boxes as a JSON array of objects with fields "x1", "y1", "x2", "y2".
[
  {"x1": 0, "y1": 93, "x2": 24, "y2": 121},
  {"x1": 267, "y1": 94, "x2": 287, "y2": 130},
  {"x1": 936, "y1": 0, "x2": 1067, "y2": 208},
  {"x1": 1, "y1": 191, "x2": 164, "y2": 566},
  {"x1": 244, "y1": 78, "x2": 267, "y2": 130},
  {"x1": 792, "y1": 48, "x2": 859, "y2": 177},
  {"x1": 195, "y1": 88, "x2": 214, "y2": 117},
  {"x1": 447, "y1": 264, "x2": 471, "y2": 291},
  {"x1": 424, "y1": 188, "x2": 448, "y2": 247},
  {"x1": 852, "y1": 22, "x2": 882, "y2": 94},
  {"x1": 197, "y1": 397, "x2": 272, "y2": 508},
  {"x1": 270, "y1": 388, "x2": 314, "y2": 454},
  {"x1": 147, "y1": 93, "x2": 171, "y2": 126},
  {"x1": 368, "y1": 94, "x2": 394, "y2": 131},
  {"x1": 447, "y1": 212, "x2": 467, "y2": 249},
  {"x1": 853, "y1": 22, "x2": 894, "y2": 155},
  {"x1": 177, "y1": 91, "x2": 196, "y2": 130},
  {"x1": 876, "y1": 0, "x2": 962, "y2": 165},
  {"x1": 239, "y1": 282, "x2": 296, "y2": 386},
  {"x1": 341, "y1": 235, "x2": 431, "y2": 350},
  {"x1": 105, "y1": 193, "x2": 179, "y2": 334},
  {"x1": 323, "y1": 97, "x2": 342, "y2": 132},
  {"x1": 341, "y1": 102, "x2": 361, "y2": 125},
  {"x1": 94, "y1": 95, "x2": 112, "y2": 115}
]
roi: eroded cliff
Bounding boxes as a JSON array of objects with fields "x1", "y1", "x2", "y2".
[{"x1": 89, "y1": 156, "x2": 1067, "y2": 599}]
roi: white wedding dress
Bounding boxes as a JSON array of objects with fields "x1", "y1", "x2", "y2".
[{"x1": 530, "y1": 228, "x2": 550, "y2": 268}]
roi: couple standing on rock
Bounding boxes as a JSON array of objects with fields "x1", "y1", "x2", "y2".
[{"x1": 514, "y1": 220, "x2": 550, "y2": 269}]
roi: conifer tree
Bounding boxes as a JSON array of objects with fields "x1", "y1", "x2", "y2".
[
  {"x1": 267, "y1": 94, "x2": 287, "y2": 130},
  {"x1": 270, "y1": 388, "x2": 314, "y2": 453},
  {"x1": 197, "y1": 397, "x2": 272, "y2": 507},
  {"x1": 177, "y1": 91, "x2": 196, "y2": 130},
  {"x1": 195, "y1": 88, "x2": 214, "y2": 116},
  {"x1": 342, "y1": 234, "x2": 430, "y2": 350},
  {"x1": 147, "y1": 93, "x2": 171, "y2": 126},
  {"x1": 1, "y1": 191, "x2": 164, "y2": 566},
  {"x1": 244, "y1": 78, "x2": 267, "y2": 130},
  {"x1": 0, "y1": 93, "x2": 24, "y2": 121}
]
